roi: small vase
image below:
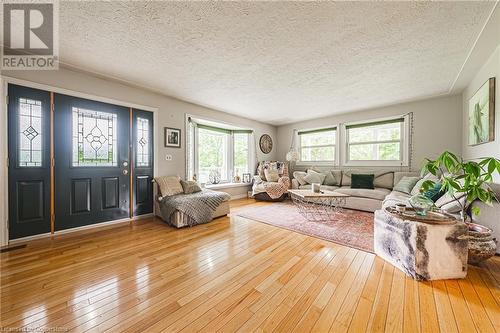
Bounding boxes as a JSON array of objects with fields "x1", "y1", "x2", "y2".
[{"x1": 408, "y1": 194, "x2": 434, "y2": 216}]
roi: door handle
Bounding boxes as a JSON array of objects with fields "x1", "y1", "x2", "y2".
[{"x1": 123, "y1": 169, "x2": 128, "y2": 175}]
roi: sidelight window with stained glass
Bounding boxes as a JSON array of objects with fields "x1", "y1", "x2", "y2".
[
  {"x1": 136, "y1": 117, "x2": 149, "y2": 167},
  {"x1": 18, "y1": 98, "x2": 43, "y2": 167},
  {"x1": 72, "y1": 107, "x2": 117, "y2": 167}
]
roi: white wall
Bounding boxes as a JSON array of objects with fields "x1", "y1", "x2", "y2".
[
  {"x1": 462, "y1": 45, "x2": 500, "y2": 182},
  {"x1": 276, "y1": 94, "x2": 463, "y2": 171}
]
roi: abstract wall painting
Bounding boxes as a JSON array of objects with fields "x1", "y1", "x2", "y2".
[{"x1": 468, "y1": 77, "x2": 495, "y2": 146}]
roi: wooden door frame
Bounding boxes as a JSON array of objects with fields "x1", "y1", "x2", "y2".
[{"x1": 0, "y1": 76, "x2": 158, "y2": 246}]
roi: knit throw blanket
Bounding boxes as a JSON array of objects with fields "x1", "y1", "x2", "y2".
[{"x1": 158, "y1": 189, "x2": 230, "y2": 227}]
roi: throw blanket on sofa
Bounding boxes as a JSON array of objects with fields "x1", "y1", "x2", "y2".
[{"x1": 158, "y1": 189, "x2": 230, "y2": 227}]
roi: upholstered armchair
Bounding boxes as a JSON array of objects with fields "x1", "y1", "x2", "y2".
[{"x1": 252, "y1": 161, "x2": 290, "y2": 201}]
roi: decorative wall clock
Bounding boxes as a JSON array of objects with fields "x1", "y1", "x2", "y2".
[{"x1": 259, "y1": 134, "x2": 273, "y2": 154}]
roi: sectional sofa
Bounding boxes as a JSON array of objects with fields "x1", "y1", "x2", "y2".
[{"x1": 291, "y1": 169, "x2": 462, "y2": 213}]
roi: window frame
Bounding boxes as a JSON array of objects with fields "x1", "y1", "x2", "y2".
[
  {"x1": 187, "y1": 116, "x2": 254, "y2": 185},
  {"x1": 296, "y1": 126, "x2": 339, "y2": 166},
  {"x1": 342, "y1": 115, "x2": 410, "y2": 167}
]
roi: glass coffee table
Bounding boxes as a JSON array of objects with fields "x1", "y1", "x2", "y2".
[{"x1": 288, "y1": 189, "x2": 350, "y2": 221}]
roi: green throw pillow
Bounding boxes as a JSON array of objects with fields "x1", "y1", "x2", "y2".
[
  {"x1": 351, "y1": 174, "x2": 375, "y2": 189},
  {"x1": 423, "y1": 182, "x2": 443, "y2": 202},
  {"x1": 394, "y1": 176, "x2": 421, "y2": 194}
]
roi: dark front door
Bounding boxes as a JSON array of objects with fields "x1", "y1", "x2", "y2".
[
  {"x1": 8, "y1": 85, "x2": 51, "y2": 239},
  {"x1": 132, "y1": 109, "x2": 154, "y2": 216},
  {"x1": 54, "y1": 94, "x2": 130, "y2": 230}
]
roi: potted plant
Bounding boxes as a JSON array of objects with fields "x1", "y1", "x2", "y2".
[{"x1": 421, "y1": 151, "x2": 500, "y2": 264}]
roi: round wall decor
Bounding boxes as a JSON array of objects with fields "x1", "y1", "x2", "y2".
[{"x1": 259, "y1": 134, "x2": 273, "y2": 154}]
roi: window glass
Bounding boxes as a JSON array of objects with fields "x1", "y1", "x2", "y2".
[
  {"x1": 136, "y1": 117, "x2": 149, "y2": 167},
  {"x1": 301, "y1": 146, "x2": 335, "y2": 162},
  {"x1": 298, "y1": 129, "x2": 336, "y2": 162},
  {"x1": 348, "y1": 122, "x2": 401, "y2": 143},
  {"x1": 349, "y1": 143, "x2": 400, "y2": 161},
  {"x1": 18, "y1": 98, "x2": 43, "y2": 167},
  {"x1": 234, "y1": 133, "x2": 249, "y2": 175},
  {"x1": 347, "y1": 120, "x2": 403, "y2": 161},
  {"x1": 197, "y1": 127, "x2": 229, "y2": 183},
  {"x1": 72, "y1": 107, "x2": 117, "y2": 167}
]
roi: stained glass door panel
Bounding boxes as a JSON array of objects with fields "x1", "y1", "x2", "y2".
[
  {"x1": 8, "y1": 84, "x2": 51, "y2": 239},
  {"x1": 132, "y1": 109, "x2": 153, "y2": 216},
  {"x1": 54, "y1": 94, "x2": 130, "y2": 230}
]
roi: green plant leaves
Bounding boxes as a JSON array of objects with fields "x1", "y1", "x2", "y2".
[
  {"x1": 420, "y1": 153, "x2": 500, "y2": 215},
  {"x1": 420, "y1": 180, "x2": 436, "y2": 192}
]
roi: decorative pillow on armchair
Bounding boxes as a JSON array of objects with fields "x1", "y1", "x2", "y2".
[
  {"x1": 180, "y1": 180, "x2": 202, "y2": 194},
  {"x1": 155, "y1": 176, "x2": 183, "y2": 196},
  {"x1": 257, "y1": 161, "x2": 285, "y2": 181},
  {"x1": 264, "y1": 168, "x2": 279, "y2": 182}
]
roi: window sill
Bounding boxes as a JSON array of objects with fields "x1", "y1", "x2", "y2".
[{"x1": 204, "y1": 182, "x2": 252, "y2": 190}]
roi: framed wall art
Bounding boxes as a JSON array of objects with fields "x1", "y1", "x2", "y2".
[
  {"x1": 468, "y1": 77, "x2": 495, "y2": 146},
  {"x1": 165, "y1": 127, "x2": 181, "y2": 148}
]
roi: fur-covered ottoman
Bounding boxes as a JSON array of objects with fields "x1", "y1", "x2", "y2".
[{"x1": 374, "y1": 209, "x2": 468, "y2": 280}]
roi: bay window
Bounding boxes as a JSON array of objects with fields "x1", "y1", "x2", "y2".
[{"x1": 187, "y1": 117, "x2": 253, "y2": 184}]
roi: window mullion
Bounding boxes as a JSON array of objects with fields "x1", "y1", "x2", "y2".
[
  {"x1": 228, "y1": 132, "x2": 234, "y2": 182},
  {"x1": 194, "y1": 126, "x2": 199, "y2": 181},
  {"x1": 348, "y1": 139, "x2": 400, "y2": 146}
]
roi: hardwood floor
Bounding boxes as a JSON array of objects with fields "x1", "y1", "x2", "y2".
[{"x1": 1, "y1": 198, "x2": 499, "y2": 332}]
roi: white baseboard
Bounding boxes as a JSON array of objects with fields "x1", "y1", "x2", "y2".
[
  {"x1": 8, "y1": 232, "x2": 53, "y2": 244},
  {"x1": 8, "y1": 213, "x2": 154, "y2": 245}
]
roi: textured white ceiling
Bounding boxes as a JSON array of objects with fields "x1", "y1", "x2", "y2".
[{"x1": 59, "y1": 1, "x2": 495, "y2": 125}]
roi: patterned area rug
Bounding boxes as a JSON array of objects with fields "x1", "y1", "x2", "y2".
[{"x1": 235, "y1": 201, "x2": 374, "y2": 253}]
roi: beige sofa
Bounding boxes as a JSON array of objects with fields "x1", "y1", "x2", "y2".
[{"x1": 292, "y1": 169, "x2": 418, "y2": 212}]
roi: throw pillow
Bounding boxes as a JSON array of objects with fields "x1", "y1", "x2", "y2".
[
  {"x1": 293, "y1": 171, "x2": 308, "y2": 186},
  {"x1": 180, "y1": 180, "x2": 202, "y2": 194},
  {"x1": 410, "y1": 174, "x2": 439, "y2": 195},
  {"x1": 258, "y1": 164, "x2": 267, "y2": 181},
  {"x1": 155, "y1": 176, "x2": 183, "y2": 197},
  {"x1": 351, "y1": 174, "x2": 375, "y2": 189},
  {"x1": 323, "y1": 171, "x2": 339, "y2": 186},
  {"x1": 422, "y1": 182, "x2": 444, "y2": 202},
  {"x1": 303, "y1": 169, "x2": 326, "y2": 184},
  {"x1": 435, "y1": 192, "x2": 466, "y2": 213},
  {"x1": 411, "y1": 178, "x2": 426, "y2": 195},
  {"x1": 394, "y1": 176, "x2": 421, "y2": 194},
  {"x1": 264, "y1": 168, "x2": 279, "y2": 182}
]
